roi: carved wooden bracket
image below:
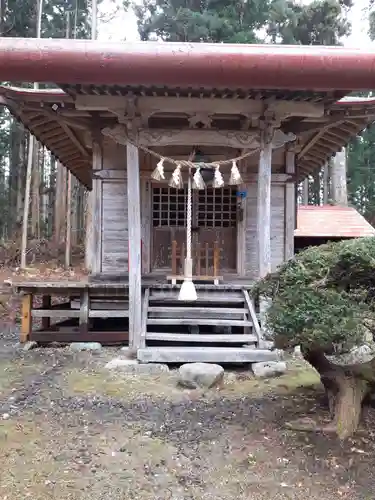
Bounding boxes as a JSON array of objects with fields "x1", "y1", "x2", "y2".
[
  {"x1": 188, "y1": 112, "x2": 213, "y2": 129},
  {"x1": 272, "y1": 129, "x2": 296, "y2": 149},
  {"x1": 101, "y1": 124, "x2": 260, "y2": 149},
  {"x1": 75, "y1": 95, "x2": 325, "y2": 119}
]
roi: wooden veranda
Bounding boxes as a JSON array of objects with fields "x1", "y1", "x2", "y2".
[{"x1": 14, "y1": 276, "x2": 280, "y2": 363}]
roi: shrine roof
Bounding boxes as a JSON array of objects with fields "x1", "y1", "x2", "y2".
[
  {"x1": 1, "y1": 38, "x2": 375, "y2": 93},
  {"x1": 295, "y1": 205, "x2": 375, "y2": 238},
  {"x1": 1, "y1": 39, "x2": 375, "y2": 187},
  {"x1": 1, "y1": 84, "x2": 375, "y2": 188}
]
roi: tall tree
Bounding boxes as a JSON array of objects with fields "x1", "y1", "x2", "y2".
[
  {"x1": 134, "y1": 0, "x2": 353, "y2": 209},
  {"x1": 135, "y1": 0, "x2": 272, "y2": 42},
  {"x1": 135, "y1": 0, "x2": 353, "y2": 44},
  {"x1": 267, "y1": 0, "x2": 352, "y2": 45}
]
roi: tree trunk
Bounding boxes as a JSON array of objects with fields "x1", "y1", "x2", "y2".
[
  {"x1": 302, "y1": 178, "x2": 309, "y2": 205},
  {"x1": 9, "y1": 119, "x2": 22, "y2": 236},
  {"x1": 313, "y1": 169, "x2": 320, "y2": 205},
  {"x1": 323, "y1": 162, "x2": 329, "y2": 204},
  {"x1": 30, "y1": 141, "x2": 39, "y2": 238},
  {"x1": 16, "y1": 131, "x2": 27, "y2": 227},
  {"x1": 331, "y1": 374, "x2": 368, "y2": 439},
  {"x1": 54, "y1": 161, "x2": 67, "y2": 245},
  {"x1": 331, "y1": 148, "x2": 348, "y2": 206},
  {"x1": 302, "y1": 349, "x2": 369, "y2": 439}
]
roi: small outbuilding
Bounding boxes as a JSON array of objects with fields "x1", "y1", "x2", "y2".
[{"x1": 295, "y1": 205, "x2": 375, "y2": 253}]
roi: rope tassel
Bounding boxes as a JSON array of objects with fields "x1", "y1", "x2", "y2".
[
  {"x1": 229, "y1": 160, "x2": 243, "y2": 185},
  {"x1": 169, "y1": 164, "x2": 183, "y2": 189},
  {"x1": 213, "y1": 165, "x2": 224, "y2": 189},
  {"x1": 192, "y1": 167, "x2": 206, "y2": 190},
  {"x1": 179, "y1": 167, "x2": 197, "y2": 302},
  {"x1": 151, "y1": 158, "x2": 165, "y2": 181}
]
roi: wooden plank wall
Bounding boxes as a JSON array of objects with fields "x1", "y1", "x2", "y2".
[
  {"x1": 101, "y1": 139, "x2": 129, "y2": 273},
  {"x1": 102, "y1": 180, "x2": 128, "y2": 272},
  {"x1": 244, "y1": 183, "x2": 286, "y2": 278}
]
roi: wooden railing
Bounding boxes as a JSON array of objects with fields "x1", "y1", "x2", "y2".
[{"x1": 171, "y1": 240, "x2": 220, "y2": 279}]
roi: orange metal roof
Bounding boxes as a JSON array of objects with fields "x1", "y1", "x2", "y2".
[{"x1": 295, "y1": 205, "x2": 375, "y2": 238}]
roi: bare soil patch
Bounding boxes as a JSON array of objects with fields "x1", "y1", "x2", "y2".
[{"x1": 0, "y1": 339, "x2": 375, "y2": 499}]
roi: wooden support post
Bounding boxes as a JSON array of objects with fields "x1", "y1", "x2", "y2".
[
  {"x1": 205, "y1": 243, "x2": 209, "y2": 275},
  {"x1": 197, "y1": 243, "x2": 201, "y2": 276},
  {"x1": 127, "y1": 143, "x2": 142, "y2": 351},
  {"x1": 172, "y1": 240, "x2": 177, "y2": 276},
  {"x1": 41, "y1": 295, "x2": 51, "y2": 330},
  {"x1": 86, "y1": 141, "x2": 103, "y2": 273},
  {"x1": 181, "y1": 243, "x2": 185, "y2": 274},
  {"x1": 140, "y1": 287, "x2": 149, "y2": 349},
  {"x1": 257, "y1": 126, "x2": 273, "y2": 279},
  {"x1": 213, "y1": 242, "x2": 219, "y2": 277},
  {"x1": 284, "y1": 149, "x2": 295, "y2": 261},
  {"x1": 21, "y1": 294, "x2": 33, "y2": 343},
  {"x1": 79, "y1": 289, "x2": 89, "y2": 335},
  {"x1": 65, "y1": 171, "x2": 72, "y2": 269}
]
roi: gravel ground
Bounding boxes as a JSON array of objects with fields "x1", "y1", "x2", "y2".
[{"x1": 1, "y1": 331, "x2": 375, "y2": 499}]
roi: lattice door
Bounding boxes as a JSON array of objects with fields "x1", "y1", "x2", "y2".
[
  {"x1": 151, "y1": 185, "x2": 237, "y2": 272},
  {"x1": 197, "y1": 187, "x2": 237, "y2": 272},
  {"x1": 151, "y1": 185, "x2": 187, "y2": 270}
]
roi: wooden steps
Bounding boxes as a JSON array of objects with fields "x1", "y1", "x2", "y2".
[
  {"x1": 147, "y1": 306, "x2": 247, "y2": 314},
  {"x1": 148, "y1": 290, "x2": 244, "y2": 303},
  {"x1": 141, "y1": 287, "x2": 264, "y2": 356},
  {"x1": 145, "y1": 333, "x2": 257, "y2": 343},
  {"x1": 147, "y1": 318, "x2": 253, "y2": 327}
]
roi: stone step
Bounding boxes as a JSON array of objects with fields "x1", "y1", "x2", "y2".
[{"x1": 137, "y1": 346, "x2": 278, "y2": 364}]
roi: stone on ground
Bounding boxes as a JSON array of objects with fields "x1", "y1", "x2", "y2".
[
  {"x1": 252, "y1": 361, "x2": 287, "y2": 378},
  {"x1": 69, "y1": 342, "x2": 102, "y2": 352},
  {"x1": 23, "y1": 340, "x2": 38, "y2": 351},
  {"x1": 293, "y1": 346, "x2": 303, "y2": 358},
  {"x1": 329, "y1": 344, "x2": 375, "y2": 365},
  {"x1": 120, "y1": 346, "x2": 134, "y2": 355},
  {"x1": 178, "y1": 362, "x2": 224, "y2": 389},
  {"x1": 105, "y1": 358, "x2": 169, "y2": 374},
  {"x1": 261, "y1": 340, "x2": 274, "y2": 350}
]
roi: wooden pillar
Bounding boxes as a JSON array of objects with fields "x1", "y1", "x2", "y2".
[
  {"x1": 284, "y1": 149, "x2": 295, "y2": 261},
  {"x1": 85, "y1": 189, "x2": 93, "y2": 271},
  {"x1": 92, "y1": 142, "x2": 103, "y2": 274},
  {"x1": 257, "y1": 127, "x2": 273, "y2": 279},
  {"x1": 127, "y1": 143, "x2": 143, "y2": 350},
  {"x1": 85, "y1": 141, "x2": 103, "y2": 274},
  {"x1": 41, "y1": 295, "x2": 51, "y2": 330},
  {"x1": 20, "y1": 294, "x2": 33, "y2": 343},
  {"x1": 65, "y1": 171, "x2": 72, "y2": 269}
]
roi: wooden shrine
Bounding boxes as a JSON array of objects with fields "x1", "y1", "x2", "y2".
[{"x1": 1, "y1": 39, "x2": 375, "y2": 362}]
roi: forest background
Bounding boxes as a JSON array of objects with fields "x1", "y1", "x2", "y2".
[{"x1": 1, "y1": 0, "x2": 374, "y2": 265}]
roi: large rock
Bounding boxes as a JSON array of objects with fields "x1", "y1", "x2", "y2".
[
  {"x1": 178, "y1": 363, "x2": 224, "y2": 389},
  {"x1": 23, "y1": 341, "x2": 38, "y2": 351},
  {"x1": 69, "y1": 342, "x2": 102, "y2": 352},
  {"x1": 252, "y1": 361, "x2": 287, "y2": 378},
  {"x1": 329, "y1": 344, "x2": 375, "y2": 366},
  {"x1": 105, "y1": 358, "x2": 169, "y2": 374}
]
